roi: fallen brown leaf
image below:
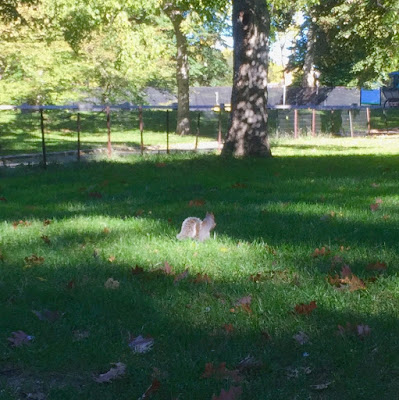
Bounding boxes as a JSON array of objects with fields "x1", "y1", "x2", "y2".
[
  {"x1": 88, "y1": 192, "x2": 102, "y2": 199},
  {"x1": 33, "y1": 309, "x2": 63, "y2": 322},
  {"x1": 293, "y1": 331, "x2": 309, "y2": 345},
  {"x1": 67, "y1": 280, "x2": 76, "y2": 289},
  {"x1": 43, "y1": 219, "x2": 52, "y2": 226},
  {"x1": 128, "y1": 334, "x2": 154, "y2": 353},
  {"x1": 108, "y1": 255, "x2": 116, "y2": 263},
  {"x1": 370, "y1": 203, "x2": 380, "y2": 212},
  {"x1": 310, "y1": 382, "x2": 332, "y2": 390},
  {"x1": 103, "y1": 227, "x2": 110, "y2": 234},
  {"x1": 188, "y1": 199, "x2": 206, "y2": 207},
  {"x1": 104, "y1": 278, "x2": 120, "y2": 289},
  {"x1": 174, "y1": 268, "x2": 189, "y2": 284},
  {"x1": 212, "y1": 386, "x2": 243, "y2": 400},
  {"x1": 236, "y1": 355, "x2": 262, "y2": 372},
  {"x1": 24, "y1": 254, "x2": 44, "y2": 267},
  {"x1": 131, "y1": 265, "x2": 144, "y2": 275},
  {"x1": 8, "y1": 331, "x2": 34, "y2": 347},
  {"x1": 312, "y1": 247, "x2": 330, "y2": 257},
  {"x1": 223, "y1": 324, "x2": 234, "y2": 333},
  {"x1": 366, "y1": 262, "x2": 387, "y2": 271},
  {"x1": 138, "y1": 379, "x2": 160, "y2": 399},
  {"x1": 231, "y1": 182, "x2": 247, "y2": 189},
  {"x1": 201, "y1": 362, "x2": 242, "y2": 382},
  {"x1": 193, "y1": 273, "x2": 212, "y2": 283},
  {"x1": 93, "y1": 362, "x2": 126, "y2": 383},
  {"x1": 294, "y1": 301, "x2": 317, "y2": 315},
  {"x1": 158, "y1": 261, "x2": 174, "y2": 275},
  {"x1": 41, "y1": 235, "x2": 51, "y2": 245}
]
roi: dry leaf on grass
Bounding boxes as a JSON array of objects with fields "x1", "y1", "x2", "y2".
[
  {"x1": 40, "y1": 235, "x2": 51, "y2": 245},
  {"x1": 88, "y1": 192, "x2": 102, "y2": 199},
  {"x1": 366, "y1": 262, "x2": 387, "y2": 271},
  {"x1": 174, "y1": 269, "x2": 189, "y2": 284},
  {"x1": 67, "y1": 280, "x2": 75, "y2": 289},
  {"x1": 236, "y1": 355, "x2": 263, "y2": 372},
  {"x1": 223, "y1": 324, "x2": 234, "y2": 334},
  {"x1": 33, "y1": 309, "x2": 63, "y2": 322},
  {"x1": 193, "y1": 273, "x2": 212, "y2": 283},
  {"x1": 138, "y1": 379, "x2": 160, "y2": 399},
  {"x1": 93, "y1": 362, "x2": 126, "y2": 383},
  {"x1": 310, "y1": 381, "x2": 332, "y2": 390},
  {"x1": 8, "y1": 331, "x2": 34, "y2": 347},
  {"x1": 231, "y1": 182, "x2": 247, "y2": 189},
  {"x1": 24, "y1": 254, "x2": 44, "y2": 267},
  {"x1": 13, "y1": 220, "x2": 31, "y2": 229},
  {"x1": 131, "y1": 265, "x2": 144, "y2": 275},
  {"x1": 108, "y1": 256, "x2": 116, "y2": 263},
  {"x1": 293, "y1": 331, "x2": 309, "y2": 345},
  {"x1": 327, "y1": 265, "x2": 366, "y2": 292},
  {"x1": 104, "y1": 278, "x2": 120, "y2": 289},
  {"x1": 294, "y1": 301, "x2": 317, "y2": 315},
  {"x1": 103, "y1": 227, "x2": 110, "y2": 234},
  {"x1": 212, "y1": 386, "x2": 243, "y2": 400},
  {"x1": 0, "y1": 196, "x2": 7, "y2": 202},
  {"x1": 128, "y1": 335, "x2": 154, "y2": 353},
  {"x1": 312, "y1": 247, "x2": 330, "y2": 257},
  {"x1": 201, "y1": 362, "x2": 242, "y2": 382},
  {"x1": 157, "y1": 261, "x2": 174, "y2": 275},
  {"x1": 188, "y1": 199, "x2": 206, "y2": 207},
  {"x1": 73, "y1": 330, "x2": 90, "y2": 341},
  {"x1": 337, "y1": 323, "x2": 371, "y2": 339}
]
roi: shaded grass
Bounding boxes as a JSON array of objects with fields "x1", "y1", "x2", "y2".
[{"x1": 1, "y1": 139, "x2": 399, "y2": 399}]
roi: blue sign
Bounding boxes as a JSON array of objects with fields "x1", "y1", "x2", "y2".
[{"x1": 360, "y1": 89, "x2": 381, "y2": 105}]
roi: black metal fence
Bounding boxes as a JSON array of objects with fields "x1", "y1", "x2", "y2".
[{"x1": 0, "y1": 104, "x2": 398, "y2": 168}]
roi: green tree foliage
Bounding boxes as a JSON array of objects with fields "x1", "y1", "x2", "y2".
[{"x1": 289, "y1": 0, "x2": 399, "y2": 87}]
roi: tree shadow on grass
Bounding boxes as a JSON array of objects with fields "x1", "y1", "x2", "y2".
[{"x1": 1, "y1": 256, "x2": 399, "y2": 400}]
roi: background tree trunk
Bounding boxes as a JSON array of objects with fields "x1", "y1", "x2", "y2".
[
  {"x1": 302, "y1": 23, "x2": 316, "y2": 88},
  {"x1": 168, "y1": 11, "x2": 191, "y2": 135},
  {"x1": 222, "y1": 0, "x2": 272, "y2": 157}
]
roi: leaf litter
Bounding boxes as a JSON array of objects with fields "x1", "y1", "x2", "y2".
[{"x1": 93, "y1": 362, "x2": 126, "y2": 383}]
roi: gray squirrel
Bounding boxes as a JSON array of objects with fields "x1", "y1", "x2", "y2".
[{"x1": 176, "y1": 212, "x2": 216, "y2": 242}]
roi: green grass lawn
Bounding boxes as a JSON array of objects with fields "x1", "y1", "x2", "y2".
[{"x1": 1, "y1": 138, "x2": 399, "y2": 399}]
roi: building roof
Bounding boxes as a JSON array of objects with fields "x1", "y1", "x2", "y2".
[{"x1": 144, "y1": 86, "x2": 361, "y2": 107}]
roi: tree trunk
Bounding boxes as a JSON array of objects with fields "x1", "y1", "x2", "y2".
[
  {"x1": 222, "y1": 0, "x2": 272, "y2": 157},
  {"x1": 302, "y1": 23, "x2": 316, "y2": 88},
  {"x1": 167, "y1": 11, "x2": 191, "y2": 135}
]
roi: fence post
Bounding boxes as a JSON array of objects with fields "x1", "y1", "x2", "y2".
[
  {"x1": 195, "y1": 112, "x2": 200, "y2": 151},
  {"x1": 312, "y1": 109, "x2": 316, "y2": 137},
  {"x1": 294, "y1": 109, "x2": 298, "y2": 139},
  {"x1": 348, "y1": 109, "x2": 354, "y2": 138},
  {"x1": 366, "y1": 107, "x2": 371, "y2": 135},
  {"x1": 139, "y1": 106, "x2": 144, "y2": 155},
  {"x1": 217, "y1": 106, "x2": 222, "y2": 147},
  {"x1": 106, "y1": 106, "x2": 112, "y2": 158},
  {"x1": 166, "y1": 109, "x2": 170, "y2": 155},
  {"x1": 77, "y1": 112, "x2": 81, "y2": 161},
  {"x1": 40, "y1": 108, "x2": 47, "y2": 169}
]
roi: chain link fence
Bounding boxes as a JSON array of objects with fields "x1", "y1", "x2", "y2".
[{"x1": 1, "y1": 105, "x2": 398, "y2": 167}]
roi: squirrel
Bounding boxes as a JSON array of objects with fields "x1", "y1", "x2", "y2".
[{"x1": 176, "y1": 212, "x2": 216, "y2": 242}]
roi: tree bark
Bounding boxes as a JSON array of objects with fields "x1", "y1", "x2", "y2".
[
  {"x1": 165, "y1": 8, "x2": 191, "y2": 135},
  {"x1": 222, "y1": 0, "x2": 272, "y2": 157},
  {"x1": 302, "y1": 23, "x2": 316, "y2": 88}
]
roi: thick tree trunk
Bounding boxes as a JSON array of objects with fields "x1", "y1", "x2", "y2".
[
  {"x1": 222, "y1": 0, "x2": 271, "y2": 157},
  {"x1": 167, "y1": 11, "x2": 191, "y2": 135},
  {"x1": 302, "y1": 23, "x2": 316, "y2": 88}
]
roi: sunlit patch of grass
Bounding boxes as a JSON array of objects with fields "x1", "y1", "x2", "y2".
[{"x1": 1, "y1": 138, "x2": 399, "y2": 399}]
